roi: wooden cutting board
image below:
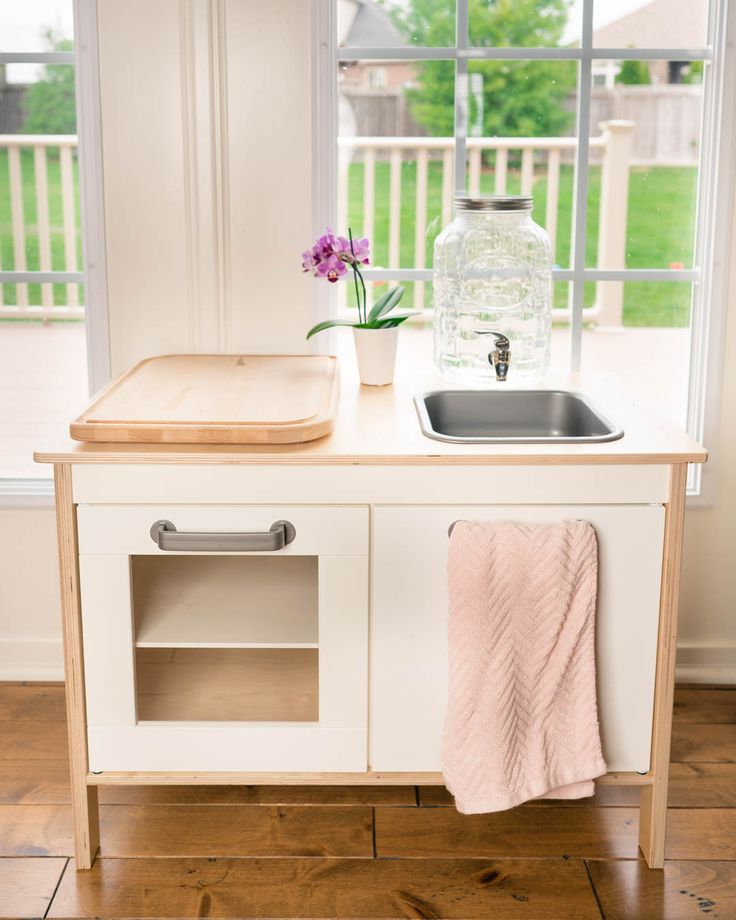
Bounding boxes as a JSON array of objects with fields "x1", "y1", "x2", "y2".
[{"x1": 70, "y1": 354, "x2": 339, "y2": 444}]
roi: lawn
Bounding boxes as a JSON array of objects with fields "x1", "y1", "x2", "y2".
[
  {"x1": 0, "y1": 148, "x2": 83, "y2": 309},
  {"x1": 345, "y1": 160, "x2": 697, "y2": 326}
]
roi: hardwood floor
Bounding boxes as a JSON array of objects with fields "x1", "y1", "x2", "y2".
[{"x1": 0, "y1": 683, "x2": 734, "y2": 919}]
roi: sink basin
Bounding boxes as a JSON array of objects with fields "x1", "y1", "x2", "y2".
[{"x1": 414, "y1": 390, "x2": 624, "y2": 443}]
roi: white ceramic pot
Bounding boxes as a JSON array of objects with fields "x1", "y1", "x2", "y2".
[{"x1": 352, "y1": 326, "x2": 399, "y2": 386}]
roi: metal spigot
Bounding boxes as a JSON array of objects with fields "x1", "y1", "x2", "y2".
[{"x1": 475, "y1": 331, "x2": 511, "y2": 381}]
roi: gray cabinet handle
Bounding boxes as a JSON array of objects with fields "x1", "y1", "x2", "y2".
[{"x1": 150, "y1": 519, "x2": 296, "y2": 552}]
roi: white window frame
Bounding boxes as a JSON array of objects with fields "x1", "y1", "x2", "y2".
[
  {"x1": 0, "y1": 0, "x2": 110, "y2": 503},
  {"x1": 319, "y1": 0, "x2": 736, "y2": 502}
]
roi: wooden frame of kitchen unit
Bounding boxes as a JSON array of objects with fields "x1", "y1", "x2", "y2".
[{"x1": 53, "y1": 461, "x2": 688, "y2": 870}]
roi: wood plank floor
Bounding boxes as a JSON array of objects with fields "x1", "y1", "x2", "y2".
[{"x1": 0, "y1": 683, "x2": 734, "y2": 919}]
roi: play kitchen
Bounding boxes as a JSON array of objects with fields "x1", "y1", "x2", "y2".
[{"x1": 36, "y1": 197, "x2": 706, "y2": 871}]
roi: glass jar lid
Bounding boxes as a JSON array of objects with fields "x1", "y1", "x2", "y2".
[{"x1": 454, "y1": 195, "x2": 533, "y2": 212}]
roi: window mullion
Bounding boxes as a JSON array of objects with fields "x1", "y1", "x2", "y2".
[
  {"x1": 569, "y1": 0, "x2": 594, "y2": 372},
  {"x1": 454, "y1": 0, "x2": 470, "y2": 193}
]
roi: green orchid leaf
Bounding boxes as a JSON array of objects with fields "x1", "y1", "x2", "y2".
[
  {"x1": 365, "y1": 290, "x2": 393, "y2": 321},
  {"x1": 305, "y1": 319, "x2": 359, "y2": 339},
  {"x1": 373, "y1": 311, "x2": 419, "y2": 328},
  {"x1": 367, "y1": 286, "x2": 405, "y2": 323}
]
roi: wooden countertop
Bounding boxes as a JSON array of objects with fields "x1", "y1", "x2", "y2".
[{"x1": 35, "y1": 329, "x2": 707, "y2": 467}]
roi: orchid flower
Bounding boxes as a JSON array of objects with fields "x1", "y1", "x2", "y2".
[{"x1": 302, "y1": 227, "x2": 415, "y2": 338}]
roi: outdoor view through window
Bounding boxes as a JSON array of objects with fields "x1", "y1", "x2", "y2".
[
  {"x1": 0, "y1": 0, "x2": 85, "y2": 483},
  {"x1": 337, "y1": 0, "x2": 712, "y2": 433},
  {"x1": 0, "y1": 0, "x2": 720, "y2": 485}
]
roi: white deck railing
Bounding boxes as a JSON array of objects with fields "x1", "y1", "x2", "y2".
[
  {"x1": 1, "y1": 123, "x2": 634, "y2": 325},
  {"x1": 0, "y1": 134, "x2": 82, "y2": 321},
  {"x1": 338, "y1": 120, "x2": 635, "y2": 324}
]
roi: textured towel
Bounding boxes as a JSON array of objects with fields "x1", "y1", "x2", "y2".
[{"x1": 442, "y1": 520, "x2": 607, "y2": 813}]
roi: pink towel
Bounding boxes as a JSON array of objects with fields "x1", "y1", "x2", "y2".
[{"x1": 442, "y1": 520, "x2": 607, "y2": 813}]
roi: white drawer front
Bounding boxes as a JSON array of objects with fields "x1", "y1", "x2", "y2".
[
  {"x1": 77, "y1": 504, "x2": 369, "y2": 773},
  {"x1": 77, "y1": 505, "x2": 368, "y2": 556},
  {"x1": 371, "y1": 504, "x2": 665, "y2": 774}
]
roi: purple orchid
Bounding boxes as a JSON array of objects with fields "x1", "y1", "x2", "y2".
[
  {"x1": 301, "y1": 229, "x2": 370, "y2": 282},
  {"x1": 302, "y1": 227, "x2": 412, "y2": 338},
  {"x1": 316, "y1": 254, "x2": 349, "y2": 283}
]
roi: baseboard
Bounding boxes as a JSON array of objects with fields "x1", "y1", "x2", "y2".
[
  {"x1": 0, "y1": 639, "x2": 64, "y2": 681},
  {"x1": 676, "y1": 643, "x2": 736, "y2": 686},
  {"x1": 1, "y1": 638, "x2": 734, "y2": 686}
]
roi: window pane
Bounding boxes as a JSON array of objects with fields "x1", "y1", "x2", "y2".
[
  {"x1": 1, "y1": 1, "x2": 85, "y2": 481},
  {"x1": 345, "y1": 278, "x2": 433, "y2": 313},
  {"x1": 338, "y1": 61, "x2": 455, "y2": 308},
  {"x1": 581, "y1": 282, "x2": 692, "y2": 426},
  {"x1": 585, "y1": 61, "x2": 702, "y2": 269},
  {"x1": 470, "y1": 0, "x2": 580, "y2": 48},
  {"x1": 2, "y1": 65, "x2": 77, "y2": 135},
  {"x1": 0, "y1": 65, "x2": 81, "y2": 309},
  {"x1": 591, "y1": 0, "x2": 708, "y2": 49},
  {"x1": 339, "y1": 0, "x2": 456, "y2": 48},
  {"x1": 465, "y1": 61, "x2": 578, "y2": 269},
  {"x1": 551, "y1": 282, "x2": 572, "y2": 371},
  {"x1": 0, "y1": 0, "x2": 74, "y2": 53}
]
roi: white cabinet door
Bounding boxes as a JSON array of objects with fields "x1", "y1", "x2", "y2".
[
  {"x1": 371, "y1": 505, "x2": 665, "y2": 773},
  {"x1": 78, "y1": 504, "x2": 368, "y2": 772}
]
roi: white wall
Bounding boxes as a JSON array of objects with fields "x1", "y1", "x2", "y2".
[
  {"x1": 0, "y1": 509, "x2": 63, "y2": 679},
  {"x1": 97, "y1": 0, "x2": 317, "y2": 375},
  {"x1": 677, "y1": 202, "x2": 736, "y2": 683}
]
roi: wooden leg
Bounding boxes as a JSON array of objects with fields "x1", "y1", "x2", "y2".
[
  {"x1": 639, "y1": 463, "x2": 687, "y2": 869},
  {"x1": 54, "y1": 464, "x2": 100, "y2": 869}
]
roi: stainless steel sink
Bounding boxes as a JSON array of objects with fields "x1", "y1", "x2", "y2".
[{"x1": 414, "y1": 390, "x2": 624, "y2": 443}]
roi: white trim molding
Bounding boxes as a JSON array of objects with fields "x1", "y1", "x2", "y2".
[
  {"x1": 0, "y1": 479, "x2": 54, "y2": 508},
  {"x1": 0, "y1": 639, "x2": 64, "y2": 681},
  {"x1": 309, "y1": 0, "x2": 338, "y2": 350},
  {"x1": 685, "y1": 0, "x2": 736, "y2": 505},
  {"x1": 74, "y1": 0, "x2": 111, "y2": 395},
  {"x1": 677, "y1": 643, "x2": 736, "y2": 686},
  {"x1": 179, "y1": 0, "x2": 231, "y2": 353}
]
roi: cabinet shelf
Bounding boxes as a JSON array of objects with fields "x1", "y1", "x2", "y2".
[
  {"x1": 132, "y1": 555, "x2": 318, "y2": 649},
  {"x1": 135, "y1": 647, "x2": 319, "y2": 722}
]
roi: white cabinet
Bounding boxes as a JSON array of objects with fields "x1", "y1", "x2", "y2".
[
  {"x1": 77, "y1": 504, "x2": 369, "y2": 772},
  {"x1": 75, "y1": 496, "x2": 667, "y2": 776},
  {"x1": 370, "y1": 504, "x2": 665, "y2": 774}
]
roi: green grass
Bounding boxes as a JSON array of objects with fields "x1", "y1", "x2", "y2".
[
  {"x1": 345, "y1": 160, "x2": 697, "y2": 326},
  {"x1": 0, "y1": 148, "x2": 84, "y2": 308}
]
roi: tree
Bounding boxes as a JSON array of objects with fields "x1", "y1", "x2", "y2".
[
  {"x1": 616, "y1": 60, "x2": 651, "y2": 85},
  {"x1": 22, "y1": 31, "x2": 76, "y2": 135},
  {"x1": 388, "y1": 0, "x2": 575, "y2": 138}
]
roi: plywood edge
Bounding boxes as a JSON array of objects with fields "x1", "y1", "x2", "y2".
[
  {"x1": 35, "y1": 448, "x2": 708, "y2": 465},
  {"x1": 87, "y1": 770, "x2": 654, "y2": 786},
  {"x1": 69, "y1": 414, "x2": 337, "y2": 445}
]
